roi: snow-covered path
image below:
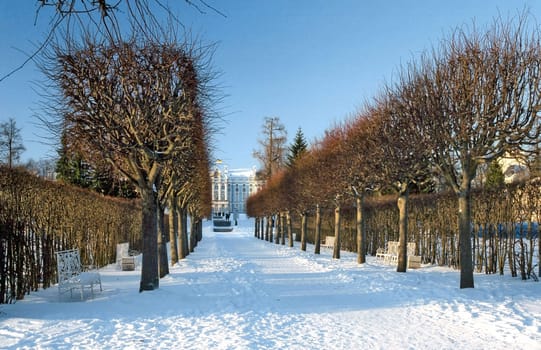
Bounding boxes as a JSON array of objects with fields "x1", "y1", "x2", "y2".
[{"x1": 1, "y1": 218, "x2": 540, "y2": 349}]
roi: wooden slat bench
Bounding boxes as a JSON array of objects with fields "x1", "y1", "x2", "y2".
[
  {"x1": 121, "y1": 256, "x2": 136, "y2": 271},
  {"x1": 407, "y1": 255, "x2": 422, "y2": 269},
  {"x1": 321, "y1": 235, "x2": 335, "y2": 248}
]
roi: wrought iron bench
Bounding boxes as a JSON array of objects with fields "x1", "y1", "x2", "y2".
[
  {"x1": 377, "y1": 241, "x2": 422, "y2": 268},
  {"x1": 56, "y1": 249, "x2": 102, "y2": 300}
]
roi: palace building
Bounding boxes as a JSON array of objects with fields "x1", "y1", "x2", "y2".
[{"x1": 210, "y1": 165, "x2": 265, "y2": 216}]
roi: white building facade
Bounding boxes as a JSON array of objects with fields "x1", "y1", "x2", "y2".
[{"x1": 210, "y1": 166, "x2": 265, "y2": 215}]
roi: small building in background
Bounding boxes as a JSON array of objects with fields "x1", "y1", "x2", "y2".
[
  {"x1": 210, "y1": 165, "x2": 264, "y2": 216},
  {"x1": 498, "y1": 152, "x2": 530, "y2": 184}
]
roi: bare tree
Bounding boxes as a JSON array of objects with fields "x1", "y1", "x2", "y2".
[
  {"x1": 312, "y1": 127, "x2": 351, "y2": 259},
  {"x1": 43, "y1": 31, "x2": 213, "y2": 291},
  {"x1": 342, "y1": 114, "x2": 382, "y2": 264},
  {"x1": 159, "y1": 112, "x2": 211, "y2": 265},
  {"x1": 0, "y1": 118, "x2": 26, "y2": 168},
  {"x1": 369, "y1": 86, "x2": 432, "y2": 273},
  {"x1": 1, "y1": 0, "x2": 225, "y2": 82},
  {"x1": 253, "y1": 116, "x2": 288, "y2": 179},
  {"x1": 24, "y1": 158, "x2": 56, "y2": 179},
  {"x1": 412, "y1": 15, "x2": 541, "y2": 288}
]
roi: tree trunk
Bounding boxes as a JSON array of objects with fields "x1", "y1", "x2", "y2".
[
  {"x1": 458, "y1": 186, "x2": 474, "y2": 288},
  {"x1": 189, "y1": 214, "x2": 197, "y2": 253},
  {"x1": 157, "y1": 204, "x2": 169, "y2": 278},
  {"x1": 508, "y1": 229, "x2": 517, "y2": 277},
  {"x1": 274, "y1": 214, "x2": 282, "y2": 244},
  {"x1": 281, "y1": 213, "x2": 286, "y2": 245},
  {"x1": 396, "y1": 185, "x2": 408, "y2": 273},
  {"x1": 287, "y1": 211, "x2": 293, "y2": 247},
  {"x1": 314, "y1": 204, "x2": 321, "y2": 254},
  {"x1": 169, "y1": 199, "x2": 178, "y2": 265},
  {"x1": 333, "y1": 204, "x2": 341, "y2": 259},
  {"x1": 498, "y1": 229, "x2": 506, "y2": 275},
  {"x1": 196, "y1": 218, "x2": 203, "y2": 242},
  {"x1": 260, "y1": 217, "x2": 265, "y2": 240},
  {"x1": 300, "y1": 212, "x2": 307, "y2": 251},
  {"x1": 273, "y1": 215, "x2": 278, "y2": 243},
  {"x1": 178, "y1": 207, "x2": 188, "y2": 259},
  {"x1": 266, "y1": 215, "x2": 271, "y2": 242},
  {"x1": 518, "y1": 236, "x2": 527, "y2": 280},
  {"x1": 527, "y1": 223, "x2": 534, "y2": 279},
  {"x1": 356, "y1": 194, "x2": 366, "y2": 264},
  {"x1": 139, "y1": 187, "x2": 159, "y2": 292}
]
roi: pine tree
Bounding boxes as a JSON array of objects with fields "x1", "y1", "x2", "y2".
[
  {"x1": 56, "y1": 133, "x2": 137, "y2": 197},
  {"x1": 286, "y1": 127, "x2": 308, "y2": 168},
  {"x1": 485, "y1": 160, "x2": 505, "y2": 191},
  {"x1": 55, "y1": 134, "x2": 94, "y2": 188}
]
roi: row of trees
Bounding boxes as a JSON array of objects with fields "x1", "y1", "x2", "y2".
[
  {"x1": 0, "y1": 1, "x2": 220, "y2": 293},
  {"x1": 247, "y1": 14, "x2": 541, "y2": 288},
  {"x1": 0, "y1": 1, "x2": 217, "y2": 301},
  {"x1": 1, "y1": 30, "x2": 215, "y2": 298},
  {"x1": 40, "y1": 29, "x2": 216, "y2": 291},
  {"x1": 0, "y1": 166, "x2": 141, "y2": 303},
  {"x1": 251, "y1": 180, "x2": 540, "y2": 281}
]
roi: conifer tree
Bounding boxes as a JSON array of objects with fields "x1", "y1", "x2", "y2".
[
  {"x1": 485, "y1": 161, "x2": 505, "y2": 191},
  {"x1": 55, "y1": 140, "x2": 94, "y2": 188},
  {"x1": 286, "y1": 127, "x2": 308, "y2": 168}
]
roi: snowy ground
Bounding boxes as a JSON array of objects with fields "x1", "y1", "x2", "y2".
[{"x1": 1, "y1": 217, "x2": 540, "y2": 350}]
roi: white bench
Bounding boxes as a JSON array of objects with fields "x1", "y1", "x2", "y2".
[
  {"x1": 321, "y1": 236, "x2": 335, "y2": 248},
  {"x1": 375, "y1": 247, "x2": 386, "y2": 261},
  {"x1": 382, "y1": 241, "x2": 399, "y2": 264},
  {"x1": 56, "y1": 249, "x2": 102, "y2": 300},
  {"x1": 377, "y1": 241, "x2": 421, "y2": 268},
  {"x1": 116, "y1": 242, "x2": 138, "y2": 271}
]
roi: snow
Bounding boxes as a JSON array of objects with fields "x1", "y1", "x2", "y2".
[{"x1": 1, "y1": 217, "x2": 540, "y2": 350}]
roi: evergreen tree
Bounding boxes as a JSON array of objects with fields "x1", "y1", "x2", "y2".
[
  {"x1": 286, "y1": 127, "x2": 308, "y2": 168},
  {"x1": 485, "y1": 160, "x2": 505, "y2": 191},
  {"x1": 56, "y1": 133, "x2": 137, "y2": 197},
  {"x1": 55, "y1": 134, "x2": 94, "y2": 188}
]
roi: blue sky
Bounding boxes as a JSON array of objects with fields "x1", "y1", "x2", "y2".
[{"x1": 1, "y1": 1, "x2": 540, "y2": 170}]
